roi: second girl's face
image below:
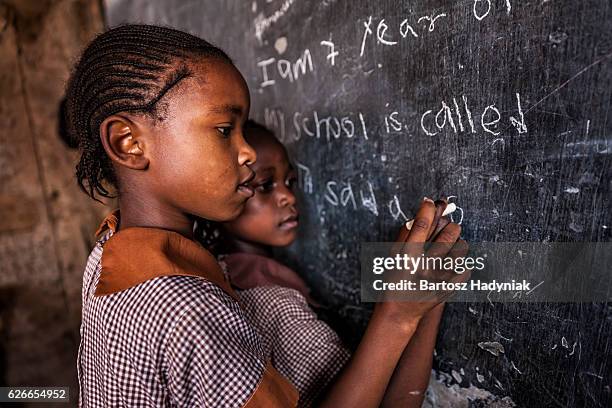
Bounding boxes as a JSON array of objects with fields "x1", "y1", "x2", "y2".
[{"x1": 222, "y1": 132, "x2": 299, "y2": 247}]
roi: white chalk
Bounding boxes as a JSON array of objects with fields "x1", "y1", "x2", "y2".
[{"x1": 405, "y1": 202, "x2": 457, "y2": 230}]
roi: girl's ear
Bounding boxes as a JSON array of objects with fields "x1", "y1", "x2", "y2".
[{"x1": 99, "y1": 114, "x2": 150, "y2": 170}]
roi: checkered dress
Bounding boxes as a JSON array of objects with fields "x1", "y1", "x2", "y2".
[
  {"x1": 235, "y1": 286, "x2": 351, "y2": 407},
  {"x1": 77, "y1": 231, "x2": 268, "y2": 407}
]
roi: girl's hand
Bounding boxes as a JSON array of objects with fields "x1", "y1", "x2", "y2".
[
  {"x1": 319, "y1": 198, "x2": 461, "y2": 408},
  {"x1": 378, "y1": 198, "x2": 470, "y2": 333}
]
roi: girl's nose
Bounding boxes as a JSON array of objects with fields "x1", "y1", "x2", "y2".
[
  {"x1": 237, "y1": 133, "x2": 257, "y2": 166},
  {"x1": 278, "y1": 185, "x2": 297, "y2": 207}
]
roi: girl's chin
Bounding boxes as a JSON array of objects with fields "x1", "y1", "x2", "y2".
[
  {"x1": 268, "y1": 231, "x2": 298, "y2": 247},
  {"x1": 202, "y1": 195, "x2": 248, "y2": 222},
  {"x1": 229, "y1": 197, "x2": 250, "y2": 217}
]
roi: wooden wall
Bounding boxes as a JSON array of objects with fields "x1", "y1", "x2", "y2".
[{"x1": 0, "y1": 0, "x2": 108, "y2": 400}]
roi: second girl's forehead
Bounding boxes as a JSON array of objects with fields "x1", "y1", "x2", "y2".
[{"x1": 253, "y1": 141, "x2": 292, "y2": 174}]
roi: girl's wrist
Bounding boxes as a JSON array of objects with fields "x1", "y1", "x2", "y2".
[
  {"x1": 423, "y1": 302, "x2": 445, "y2": 318},
  {"x1": 373, "y1": 303, "x2": 422, "y2": 336}
]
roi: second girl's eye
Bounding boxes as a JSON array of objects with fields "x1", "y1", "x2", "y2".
[
  {"x1": 286, "y1": 176, "x2": 297, "y2": 189},
  {"x1": 216, "y1": 126, "x2": 233, "y2": 138},
  {"x1": 256, "y1": 178, "x2": 275, "y2": 193}
]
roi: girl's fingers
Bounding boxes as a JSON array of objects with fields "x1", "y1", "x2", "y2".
[
  {"x1": 406, "y1": 199, "x2": 436, "y2": 243},
  {"x1": 430, "y1": 216, "x2": 451, "y2": 241},
  {"x1": 448, "y1": 239, "x2": 469, "y2": 258},
  {"x1": 405, "y1": 198, "x2": 437, "y2": 256},
  {"x1": 395, "y1": 222, "x2": 410, "y2": 243},
  {"x1": 426, "y1": 223, "x2": 461, "y2": 258},
  {"x1": 428, "y1": 199, "x2": 448, "y2": 240},
  {"x1": 392, "y1": 223, "x2": 411, "y2": 254},
  {"x1": 433, "y1": 222, "x2": 461, "y2": 244}
]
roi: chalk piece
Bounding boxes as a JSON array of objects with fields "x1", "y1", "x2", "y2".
[{"x1": 405, "y1": 202, "x2": 457, "y2": 230}]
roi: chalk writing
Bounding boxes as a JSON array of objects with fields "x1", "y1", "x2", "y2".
[
  {"x1": 325, "y1": 180, "x2": 357, "y2": 209},
  {"x1": 360, "y1": 16, "x2": 374, "y2": 56},
  {"x1": 293, "y1": 111, "x2": 368, "y2": 142},
  {"x1": 360, "y1": 13, "x2": 448, "y2": 57},
  {"x1": 295, "y1": 162, "x2": 314, "y2": 193},
  {"x1": 320, "y1": 39, "x2": 339, "y2": 66},
  {"x1": 473, "y1": 0, "x2": 492, "y2": 21},
  {"x1": 509, "y1": 93, "x2": 527, "y2": 134},
  {"x1": 384, "y1": 110, "x2": 404, "y2": 133},
  {"x1": 360, "y1": 181, "x2": 379, "y2": 216},
  {"x1": 473, "y1": 0, "x2": 512, "y2": 21},
  {"x1": 323, "y1": 179, "x2": 380, "y2": 216},
  {"x1": 420, "y1": 93, "x2": 527, "y2": 136},
  {"x1": 296, "y1": 111, "x2": 363, "y2": 142},
  {"x1": 265, "y1": 107, "x2": 370, "y2": 144},
  {"x1": 388, "y1": 195, "x2": 409, "y2": 221},
  {"x1": 254, "y1": 0, "x2": 295, "y2": 42},
  {"x1": 257, "y1": 48, "x2": 314, "y2": 87},
  {"x1": 417, "y1": 12, "x2": 447, "y2": 32},
  {"x1": 264, "y1": 108, "x2": 286, "y2": 141}
]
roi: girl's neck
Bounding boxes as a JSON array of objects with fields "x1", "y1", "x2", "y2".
[
  {"x1": 117, "y1": 193, "x2": 194, "y2": 240},
  {"x1": 225, "y1": 237, "x2": 272, "y2": 257}
]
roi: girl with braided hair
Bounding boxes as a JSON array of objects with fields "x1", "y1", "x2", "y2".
[{"x1": 69, "y1": 24, "x2": 466, "y2": 408}]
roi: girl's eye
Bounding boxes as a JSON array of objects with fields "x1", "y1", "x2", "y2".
[
  {"x1": 286, "y1": 177, "x2": 297, "y2": 189},
  {"x1": 256, "y1": 179, "x2": 275, "y2": 193},
  {"x1": 216, "y1": 126, "x2": 232, "y2": 138}
]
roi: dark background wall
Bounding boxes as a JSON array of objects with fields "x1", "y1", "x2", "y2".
[
  {"x1": 0, "y1": 0, "x2": 107, "y2": 405},
  {"x1": 105, "y1": 1, "x2": 611, "y2": 406}
]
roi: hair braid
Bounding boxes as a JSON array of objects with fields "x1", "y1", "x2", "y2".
[{"x1": 63, "y1": 24, "x2": 233, "y2": 201}]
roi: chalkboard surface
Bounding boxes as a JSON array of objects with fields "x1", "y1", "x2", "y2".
[{"x1": 105, "y1": 1, "x2": 611, "y2": 406}]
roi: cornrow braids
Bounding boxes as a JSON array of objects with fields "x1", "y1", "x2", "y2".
[{"x1": 63, "y1": 24, "x2": 233, "y2": 201}]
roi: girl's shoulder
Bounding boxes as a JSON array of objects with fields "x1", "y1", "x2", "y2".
[
  {"x1": 92, "y1": 211, "x2": 238, "y2": 301},
  {"x1": 220, "y1": 252, "x2": 320, "y2": 306}
]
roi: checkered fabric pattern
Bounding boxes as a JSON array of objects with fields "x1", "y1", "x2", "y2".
[
  {"x1": 77, "y1": 231, "x2": 268, "y2": 407},
  {"x1": 235, "y1": 286, "x2": 351, "y2": 407}
]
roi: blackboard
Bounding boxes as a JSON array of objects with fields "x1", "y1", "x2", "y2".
[{"x1": 105, "y1": 1, "x2": 611, "y2": 406}]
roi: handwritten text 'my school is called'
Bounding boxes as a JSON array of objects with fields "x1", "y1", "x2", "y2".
[{"x1": 264, "y1": 92, "x2": 528, "y2": 145}]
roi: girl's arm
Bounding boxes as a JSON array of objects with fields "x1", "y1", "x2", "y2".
[
  {"x1": 317, "y1": 303, "x2": 422, "y2": 408},
  {"x1": 377, "y1": 198, "x2": 453, "y2": 407},
  {"x1": 380, "y1": 303, "x2": 445, "y2": 407},
  {"x1": 317, "y1": 199, "x2": 463, "y2": 408}
]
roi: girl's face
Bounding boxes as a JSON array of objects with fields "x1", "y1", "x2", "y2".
[
  {"x1": 222, "y1": 132, "x2": 299, "y2": 247},
  {"x1": 146, "y1": 59, "x2": 257, "y2": 222}
]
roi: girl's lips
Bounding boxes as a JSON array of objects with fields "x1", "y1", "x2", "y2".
[
  {"x1": 237, "y1": 185, "x2": 255, "y2": 198},
  {"x1": 237, "y1": 170, "x2": 256, "y2": 198},
  {"x1": 278, "y1": 217, "x2": 299, "y2": 230}
]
